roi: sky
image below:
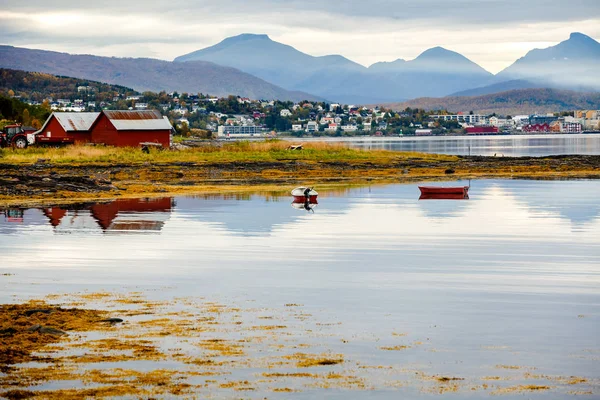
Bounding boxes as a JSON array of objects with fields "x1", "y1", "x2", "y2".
[{"x1": 1, "y1": 1, "x2": 599, "y2": 74}]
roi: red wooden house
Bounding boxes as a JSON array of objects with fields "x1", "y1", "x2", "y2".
[
  {"x1": 90, "y1": 110, "x2": 172, "y2": 147},
  {"x1": 35, "y1": 112, "x2": 99, "y2": 145}
]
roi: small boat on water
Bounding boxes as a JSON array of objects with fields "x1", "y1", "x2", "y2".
[
  {"x1": 418, "y1": 186, "x2": 469, "y2": 196},
  {"x1": 291, "y1": 187, "x2": 318, "y2": 203}
]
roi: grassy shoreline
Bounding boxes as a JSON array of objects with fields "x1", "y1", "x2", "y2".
[{"x1": 1, "y1": 142, "x2": 599, "y2": 206}]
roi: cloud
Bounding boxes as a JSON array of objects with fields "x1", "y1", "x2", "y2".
[{"x1": 1, "y1": 1, "x2": 599, "y2": 73}]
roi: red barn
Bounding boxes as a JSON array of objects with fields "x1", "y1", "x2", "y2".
[
  {"x1": 91, "y1": 110, "x2": 172, "y2": 147},
  {"x1": 35, "y1": 112, "x2": 99, "y2": 145}
]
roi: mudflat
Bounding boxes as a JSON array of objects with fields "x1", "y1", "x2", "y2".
[{"x1": 0, "y1": 142, "x2": 598, "y2": 205}]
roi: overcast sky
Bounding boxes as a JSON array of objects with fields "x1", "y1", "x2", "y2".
[{"x1": 1, "y1": 1, "x2": 599, "y2": 74}]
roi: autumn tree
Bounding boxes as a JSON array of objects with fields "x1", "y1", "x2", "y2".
[{"x1": 22, "y1": 109, "x2": 30, "y2": 125}]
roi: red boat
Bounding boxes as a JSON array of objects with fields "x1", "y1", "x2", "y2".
[
  {"x1": 291, "y1": 187, "x2": 318, "y2": 203},
  {"x1": 418, "y1": 186, "x2": 469, "y2": 196}
]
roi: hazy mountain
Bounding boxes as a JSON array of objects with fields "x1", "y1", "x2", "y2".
[
  {"x1": 175, "y1": 34, "x2": 363, "y2": 88},
  {"x1": 0, "y1": 45, "x2": 322, "y2": 102},
  {"x1": 175, "y1": 34, "x2": 495, "y2": 103},
  {"x1": 376, "y1": 88, "x2": 600, "y2": 115},
  {"x1": 176, "y1": 34, "x2": 391, "y2": 104},
  {"x1": 496, "y1": 32, "x2": 600, "y2": 90},
  {"x1": 450, "y1": 79, "x2": 543, "y2": 97},
  {"x1": 369, "y1": 47, "x2": 494, "y2": 98}
]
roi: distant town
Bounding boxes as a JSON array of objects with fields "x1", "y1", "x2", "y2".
[{"x1": 3, "y1": 77, "x2": 599, "y2": 140}]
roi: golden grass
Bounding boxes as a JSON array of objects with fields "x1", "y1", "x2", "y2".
[{"x1": 0, "y1": 141, "x2": 457, "y2": 165}]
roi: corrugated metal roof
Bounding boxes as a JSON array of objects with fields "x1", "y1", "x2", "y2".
[
  {"x1": 104, "y1": 110, "x2": 163, "y2": 120},
  {"x1": 53, "y1": 112, "x2": 100, "y2": 131},
  {"x1": 110, "y1": 116, "x2": 173, "y2": 131}
]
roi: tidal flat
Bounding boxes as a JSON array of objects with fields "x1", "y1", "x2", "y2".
[
  {"x1": 1, "y1": 180, "x2": 599, "y2": 398},
  {"x1": 1, "y1": 292, "x2": 596, "y2": 399}
]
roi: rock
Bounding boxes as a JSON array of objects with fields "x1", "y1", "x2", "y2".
[
  {"x1": 38, "y1": 326, "x2": 66, "y2": 336},
  {"x1": 26, "y1": 325, "x2": 42, "y2": 332},
  {"x1": 100, "y1": 318, "x2": 124, "y2": 323},
  {"x1": 24, "y1": 309, "x2": 53, "y2": 317},
  {"x1": 0, "y1": 327, "x2": 17, "y2": 335}
]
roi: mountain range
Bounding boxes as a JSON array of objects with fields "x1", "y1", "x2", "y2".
[
  {"x1": 1, "y1": 32, "x2": 599, "y2": 105},
  {"x1": 0, "y1": 46, "x2": 321, "y2": 102},
  {"x1": 175, "y1": 34, "x2": 494, "y2": 103},
  {"x1": 375, "y1": 88, "x2": 600, "y2": 115}
]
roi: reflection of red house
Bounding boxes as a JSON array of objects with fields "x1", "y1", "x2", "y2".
[
  {"x1": 42, "y1": 207, "x2": 68, "y2": 227},
  {"x1": 523, "y1": 123, "x2": 550, "y2": 133},
  {"x1": 90, "y1": 198, "x2": 173, "y2": 230},
  {"x1": 42, "y1": 198, "x2": 173, "y2": 232}
]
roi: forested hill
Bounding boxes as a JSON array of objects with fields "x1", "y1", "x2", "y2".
[
  {"x1": 0, "y1": 68, "x2": 138, "y2": 102},
  {"x1": 0, "y1": 46, "x2": 322, "y2": 102},
  {"x1": 377, "y1": 88, "x2": 600, "y2": 115}
]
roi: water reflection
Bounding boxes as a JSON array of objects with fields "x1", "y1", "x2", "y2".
[
  {"x1": 345, "y1": 133, "x2": 600, "y2": 156},
  {"x1": 1, "y1": 181, "x2": 600, "y2": 237},
  {"x1": 1, "y1": 198, "x2": 174, "y2": 234}
]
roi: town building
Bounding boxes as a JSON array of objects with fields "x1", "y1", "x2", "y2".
[
  {"x1": 431, "y1": 114, "x2": 487, "y2": 125},
  {"x1": 217, "y1": 125, "x2": 264, "y2": 137},
  {"x1": 326, "y1": 123, "x2": 338, "y2": 132},
  {"x1": 415, "y1": 129, "x2": 433, "y2": 136},
  {"x1": 305, "y1": 121, "x2": 318, "y2": 133},
  {"x1": 466, "y1": 126, "x2": 499, "y2": 135},
  {"x1": 561, "y1": 122, "x2": 583, "y2": 133},
  {"x1": 523, "y1": 123, "x2": 550, "y2": 133}
]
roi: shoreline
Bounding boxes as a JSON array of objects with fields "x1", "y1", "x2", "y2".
[{"x1": 1, "y1": 146, "x2": 599, "y2": 206}]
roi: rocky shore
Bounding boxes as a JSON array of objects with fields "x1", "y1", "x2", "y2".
[{"x1": 1, "y1": 155, "x2": 599, "y2": 204}]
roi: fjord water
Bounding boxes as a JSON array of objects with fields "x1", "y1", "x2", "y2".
[
  {"x1": 309, "y1": 133, "x2": 600, "y2": 156},
  {"x1": 1, "y1": 180, "x2": 599, "y2": 397}
]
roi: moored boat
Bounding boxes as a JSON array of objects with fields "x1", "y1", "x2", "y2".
[
  {"x1": 291, "y1": 187, "x2": 318, "y2": 203},
  {"x1": 418, "y1": 186, "x2": 469, "y2": 196}
]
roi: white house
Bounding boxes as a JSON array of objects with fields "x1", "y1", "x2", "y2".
[
  {"x1": 280, "y1": 109, "x2": 292, "y2": 117},
  {"x1": 306, "y1": 121, "x2": 318, "y2": 133},
  {"x1": 292, "y1": 124, "x2": 303, "y2": 132}
]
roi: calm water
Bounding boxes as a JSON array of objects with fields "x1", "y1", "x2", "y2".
[
  {"x1": 1, "y1": 180, "x2": 599, "y2": 398},
  {"x1": 290, "y1": 134, "x2": 600, "y2": 156}
]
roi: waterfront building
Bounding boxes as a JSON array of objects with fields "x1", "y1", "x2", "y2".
[{"x1": 217, "y1": 125, "x2": 264, "y2": 137}]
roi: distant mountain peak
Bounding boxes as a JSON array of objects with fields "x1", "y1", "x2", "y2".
[
  {"x1": 569, "y1": 32, "x2": 594, "y2": 41},
  {"x1": 417, "y1": 46, "x2": 452, "y2": 57},
  {"x1": 227, "y1": 33, "x2": 271, "y2": 42}
]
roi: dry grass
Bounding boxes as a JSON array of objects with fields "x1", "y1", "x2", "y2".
[{"x1": 0, "y1": 141, "x2": 457, "y2": 165}]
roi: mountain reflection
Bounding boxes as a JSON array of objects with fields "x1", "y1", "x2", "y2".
[{"x1": 1, "y1": 181, "x2": 599, "y2": 237}]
